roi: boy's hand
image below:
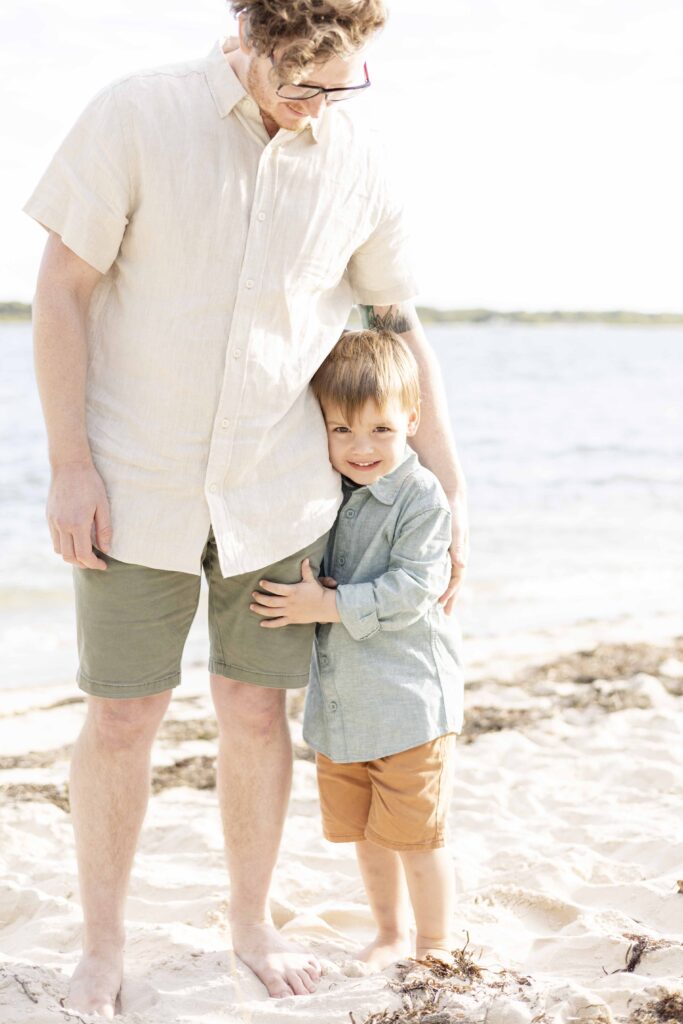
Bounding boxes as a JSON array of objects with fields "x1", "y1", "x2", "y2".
[{"x1": 250, "y1": 558, "x2": 340, "y2": 628}]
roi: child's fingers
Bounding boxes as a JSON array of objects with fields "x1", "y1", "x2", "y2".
[
  {"x1": 258, "y1": 578, "x2": 291, "y2": 595},
  {"x1": 250, "y1": 603, "x2": 286, "y2": 618},
  {"x1": 259, "y1": 617, "x2": 288, "y2": 628},
  {"x1": 300, "y1": 557, "x2": 314, "y2": 581},
  {"x1": 251, "y1": 591, "x2": 286, "y2": 608}
]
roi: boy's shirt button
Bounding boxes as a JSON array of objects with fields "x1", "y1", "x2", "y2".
[
  {"x1": 329, "y1": 701, "x2": 338, "y2": 712},
  {"x1": 336, "y1": 555, "x2": 346, "y2": 566},
  {"x1": 344, "y1": 509, "x2": 355, "y2": 518}
]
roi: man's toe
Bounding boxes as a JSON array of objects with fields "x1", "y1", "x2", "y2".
[{"x1": 284, "y1": 970, "x2": 311, "y2": 996}]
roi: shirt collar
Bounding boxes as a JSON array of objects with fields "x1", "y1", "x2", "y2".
[
  {"x1": 364, "y1": 448, "x2": 419, "y2": 505},
  {"x1": 205, "y1": 38, "x2": 322, "y2": 143}
]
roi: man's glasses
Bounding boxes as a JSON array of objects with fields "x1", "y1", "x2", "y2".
[{"x1": 268, "y1": 55, "x2": 371, "y2": 103}]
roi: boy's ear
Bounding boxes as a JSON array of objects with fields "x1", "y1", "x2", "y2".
[{"x1": 406, "y1": 406, "x2": 420, "y2": 436}]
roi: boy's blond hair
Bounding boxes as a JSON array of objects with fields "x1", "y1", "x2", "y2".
[{"x1": 311, "y1": 329, "x2": 420, "y2": 423}]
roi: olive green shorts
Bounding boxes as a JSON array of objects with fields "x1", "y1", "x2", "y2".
[{"x1": 73, "y1": 530, "x2": 328, "y2": 700}]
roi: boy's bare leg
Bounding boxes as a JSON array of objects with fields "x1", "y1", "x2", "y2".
[
  {"x1": 66, "y1": 691, "x2": 171, "y2": 1019},
  {"x1": 211, "y1": 676, "x2": 321, "y2": 998},
  {"x1": 400, "y1": 847, "x2": 455, "y2": 960},
  {"x1": 355, "y1": 840, "x2": 412, "y2": 969}
]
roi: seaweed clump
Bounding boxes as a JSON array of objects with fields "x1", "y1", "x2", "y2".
[{"x1": 628, "y1": 992, "x2": 683, "y2": 1024}]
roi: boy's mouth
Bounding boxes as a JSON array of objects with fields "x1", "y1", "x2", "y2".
[{"x1": 348, "y1": 460, "x2": 381, "y2": 471}]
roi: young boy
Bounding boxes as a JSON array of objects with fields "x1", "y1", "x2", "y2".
[{"x1": 249, "y1": 329, "x2": 464, "y2": 968}]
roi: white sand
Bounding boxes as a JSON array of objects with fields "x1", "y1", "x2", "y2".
[{"x1": 1, "y1": 632, "x2": 683, "y2": 1024}]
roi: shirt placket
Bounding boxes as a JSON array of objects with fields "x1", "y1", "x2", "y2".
[
  {"x1": 204, "y1": 132, "x2": 285, "y2": 551},
  {"x1": 317, "y1": 493, "x2": 363, "y2": 757}
]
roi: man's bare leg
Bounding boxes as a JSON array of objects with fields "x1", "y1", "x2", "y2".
[
  {"x1": 355, "y1": 840, "x2": 412, "y2": 969},
  {"x1": 66, "y1": 691, "x2": 171, "y2": 1018},
  {"x1": 211, "y1": 675, "x2": 321, "y2": 998}
]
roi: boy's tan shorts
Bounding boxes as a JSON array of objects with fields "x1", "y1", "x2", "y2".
[
  {"x1": 73, "y1": 529, "x2": 328, "y2": 700},
  {"x1": 315, "y1": 734, "x2": 456, "y2": 852}
]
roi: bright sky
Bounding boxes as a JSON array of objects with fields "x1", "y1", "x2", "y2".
[{"x1": 2, "y1": 0, "x2": 682, "y2": 310}]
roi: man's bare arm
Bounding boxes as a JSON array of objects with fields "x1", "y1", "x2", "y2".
[
  {"x1": 360, "y1": 301, "x2": 468, "y2": 611},
  {"x1": 33, "y1": 232, "x2": 111, "y2": 569}
]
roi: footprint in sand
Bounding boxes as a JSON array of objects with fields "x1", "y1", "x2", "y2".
[{"x1": 486, "y1": 886, "x2": 581, "y2": 931}]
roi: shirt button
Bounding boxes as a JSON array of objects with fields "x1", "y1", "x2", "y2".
[
  {"x1": 209, "y1": 483, "x2": 218, "y2": 493},
  {"x1": 320, "y1": 655, "x2": 329, "y2": 666},
  {"x1": 257, "y1": 211, "x2": 266, "y2": 222},
  {"x1": 329, "y1": 701, "x2": 338, "y2": 712},
  {"x1": 221, "y1": 418, "x2": 229, "y2": 429},
  {"x1": 344, "y1": 509, "x2": 355, "y2": 518},
  {"x1": 233, "y1": 349, "x2": 242, "y2": 359},
  {"x1": 245, "y1": 279, "x2": 254, "y2": 289},
  {"x1": 337, "y1": 555, "x2": 346, "y2": 566}
]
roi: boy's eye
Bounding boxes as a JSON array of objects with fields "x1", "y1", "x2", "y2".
[
  {"x1": 374, "y1": 426, "x2": 391, "y2": 433},
  {"x1": 332, "y1": 426, "x2": 350, "y2": 433}
]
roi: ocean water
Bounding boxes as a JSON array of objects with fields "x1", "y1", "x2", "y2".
[{"x1": 2, "y1": 321, "x2": 682, "y2": 690}]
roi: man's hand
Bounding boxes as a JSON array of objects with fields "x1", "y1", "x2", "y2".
[
  {"x1": 440, "y1": 491, "x2": 469, "y2": 615},
  {"x1": 47, "y1": 461, "x2": 112, "y2": 570},
  {"x1": 250, "y1": 558, "x2": 340, "y2": 628}
]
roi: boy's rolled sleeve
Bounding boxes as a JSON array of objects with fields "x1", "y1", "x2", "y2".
[
  {"x1": 23, "y1": 84, "x2": 131, "y2": 274},
  {"x1": 335, "y1": 582, "x2": 380, "y2": 640},
  {"x1": 335, "y1": 505, "x2": 452, "y2": 641}
]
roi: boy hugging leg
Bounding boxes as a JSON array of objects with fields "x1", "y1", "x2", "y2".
[{"x1": 250, "y1": 329, "x2": 465, "y2": 967}]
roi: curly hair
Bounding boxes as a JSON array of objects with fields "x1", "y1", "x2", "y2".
[{"x1": 229, "y1": 0, "x2": 387, "y2": 82}]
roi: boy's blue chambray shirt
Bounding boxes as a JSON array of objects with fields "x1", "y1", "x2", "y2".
[{"x1": 303, "y1": 449, "x2": 464, "y2": 763}]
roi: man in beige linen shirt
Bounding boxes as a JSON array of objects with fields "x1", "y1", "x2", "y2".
[{"x1": 26, "y1": 0, "x2": 468, "y2": 1015}]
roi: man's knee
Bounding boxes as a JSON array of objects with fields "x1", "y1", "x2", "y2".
[
  {"x1": 210, "y1": 674, "x2": 287, "y2": 738},
  {"x1": 85, "y1": 690, "x2": 171, "y2": 751}
]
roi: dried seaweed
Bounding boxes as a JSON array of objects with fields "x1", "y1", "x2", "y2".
[
  {"x1": 520, "y1": 641, "x2": 683, "y2": 686},
  {"x1": 0, "y1": 782, "x2": 70, "y2": 812},
  {"x1": 151, "y1": 755, "x2": 216, "y2": 793},
  {"x1": 628, "y1": 991, "x2": 683, "y2": 1024}
]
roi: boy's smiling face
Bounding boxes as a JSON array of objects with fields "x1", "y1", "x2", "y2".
[{"x1": 321, "y1": 396, "x2": 419, "y2": 486}]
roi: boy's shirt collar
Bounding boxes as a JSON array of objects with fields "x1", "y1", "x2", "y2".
[{"x1": 343, "y1": 447, "x2": 418, "y2": 506}]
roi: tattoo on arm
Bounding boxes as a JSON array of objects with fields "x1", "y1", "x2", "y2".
[{"x1": 360, "y1": 304, "x2": 417, "y2": 335}]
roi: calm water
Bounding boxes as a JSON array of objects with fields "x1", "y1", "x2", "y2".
[{"x1": 2, "y1": 321, "x2": 682, "y2": 689}]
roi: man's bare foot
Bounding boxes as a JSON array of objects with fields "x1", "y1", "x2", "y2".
[
  {"x1": 65, "y1": 947, "x2": 123, "y2": 1019},
  {"x1": 231, "y1": 920, "x2": 321, "y2": 998},
  {"x1": 359, "y1": 932, "x2": 412, "y2": 971}
]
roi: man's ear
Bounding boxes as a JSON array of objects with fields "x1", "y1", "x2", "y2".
[
  {"x1": 237, "y1": 14, "x2": 253, "y2": 56},
  {"x1": 406, "y1": 406, "x2": 420, "y2": 436}
]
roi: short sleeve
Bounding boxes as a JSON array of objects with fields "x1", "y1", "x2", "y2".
[
  {"x1": 347, "y1": 150, "x2": 420, "y2": 307},
  {"x1": 23, "y1": 85, "x2": 131, "y2": 274}
]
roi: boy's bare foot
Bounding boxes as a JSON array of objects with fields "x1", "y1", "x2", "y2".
[
  {"x1": 415, "y1": 943, "x2": 454, "y2": 964},
  {"x1": 65, "y1": 947, "x2": 123, "y2": 1019},
  {"x1": 232, "y1": 921, "x2": 321, "y2": 998},
  {"x1": 359, "y1": 931, "x2": 412, "y2": 971}
]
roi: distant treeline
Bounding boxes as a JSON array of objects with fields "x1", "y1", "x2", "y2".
[{"x1": 3, "y1": 301, "x2": 683, "y2": 326}]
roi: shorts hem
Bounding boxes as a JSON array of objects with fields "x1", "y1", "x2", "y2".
[
  {"x1": 322, "y1": 830, "x2": 367, "y2": 844},
  {"x1": 209, "y1": 659, "x2": 309, "y2": 690},
  {"x1": 364, "y1": 827, "x2": 447, "y2": 852},
  {"x1": 77, "y1": 671, "x2": 180, "y2": 700}
]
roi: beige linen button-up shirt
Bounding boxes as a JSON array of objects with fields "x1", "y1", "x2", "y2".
[{"x1": 24, "y1": 40, "x2": 418, "y2": 577}]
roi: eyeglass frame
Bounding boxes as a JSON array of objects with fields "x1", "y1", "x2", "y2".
[{"x1": 267, "y1": 53, "x2": 371, "y2": 102}]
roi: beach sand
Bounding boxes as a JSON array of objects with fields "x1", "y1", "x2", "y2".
[{"x1": 1, "y1": 631, "x2": 683, "y2": 1024}]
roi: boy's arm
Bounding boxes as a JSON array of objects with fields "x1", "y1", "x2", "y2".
[
  {"x1": 359, "y1": 301, "x2": 468, "y2": 612},
  {"x1": 252, "y1": 504, "x2": 451, "y2": 636},
  {"x1": 333, "y1": 505, "x2": 452, "y2": 640}
]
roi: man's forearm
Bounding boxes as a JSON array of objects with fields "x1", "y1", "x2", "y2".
[
  {"x1": 33, "y1": 236, "x2": 101, "y2": 468},
  {"x1": 359, "y1": 302, "x2": 466, "y2": 502}
]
